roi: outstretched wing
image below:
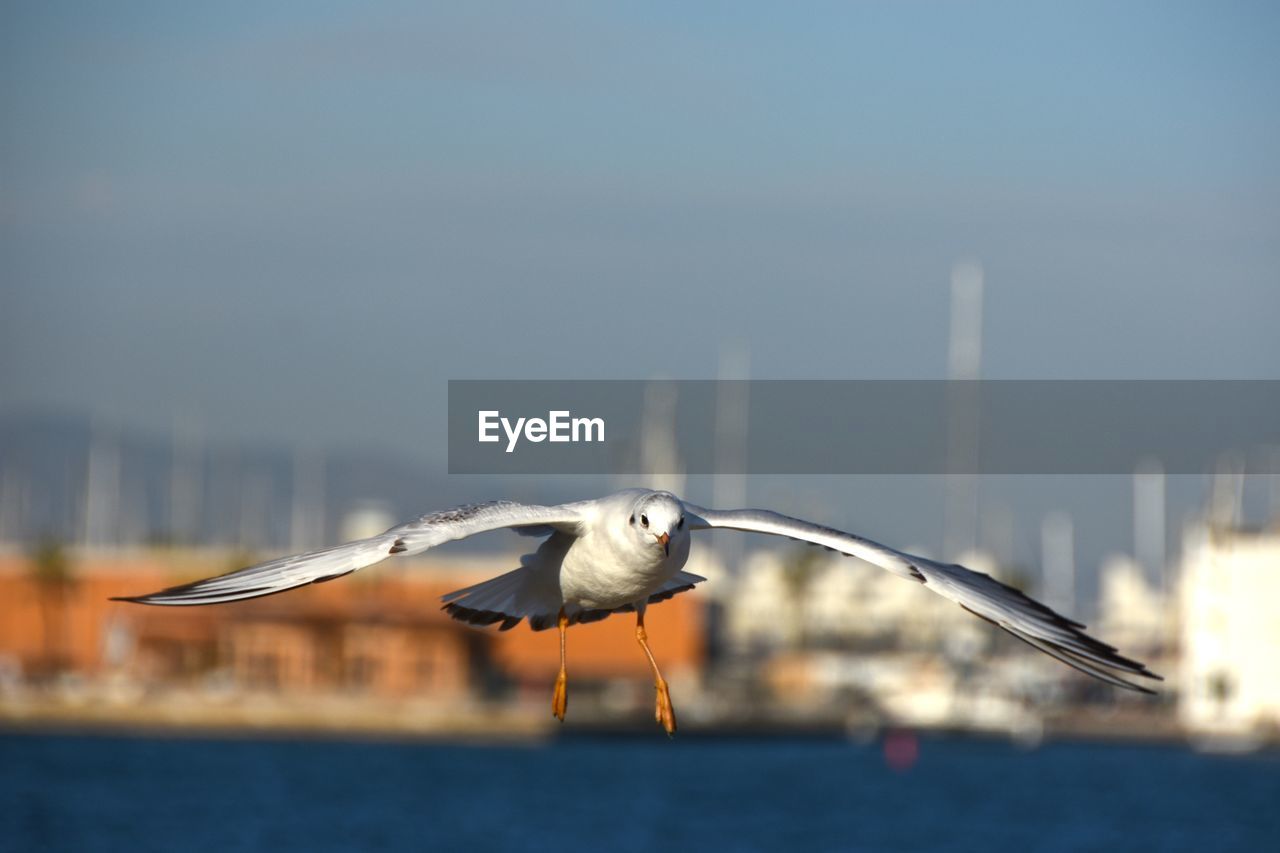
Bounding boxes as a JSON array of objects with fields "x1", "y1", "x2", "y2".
[
  {"x1": 112, "y1": 500, "x2": 589, "y2": 606},
  {"x1": 684, "y1": 504, "x2": 1162, "y2": 693}
]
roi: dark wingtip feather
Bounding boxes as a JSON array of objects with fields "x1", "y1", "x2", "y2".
[
  {"x1": 311, "y1": 569, "x2": 354, "y2": 585},
  {"x1": 959, "y1": 604, "x2": 1162, "y2": 691},
  {"x1": 646, "y1": 583, "x2": 697, "y2": 604},
  {"x1": 108, "y1": 578, "x2": 296, "y2": 607},
  {"x1": 443, "y1": 602, "x2": 516, "y2": 629}
]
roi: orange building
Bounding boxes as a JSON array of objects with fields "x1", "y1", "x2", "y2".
[{"x1": 0, "y1": 548, "x2": 705, "y2": 699}]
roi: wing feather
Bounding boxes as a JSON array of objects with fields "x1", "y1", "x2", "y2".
[
  {"x1": 113, "y1": 500, "x2": 588, "y2": 606},
  {"x1": 685, "y1": 504, "x2": 1161, "y2": 692}
]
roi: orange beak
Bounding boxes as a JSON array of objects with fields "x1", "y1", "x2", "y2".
[{"x1": 657, "y1": 532, "x2": 670, "y2": 555}]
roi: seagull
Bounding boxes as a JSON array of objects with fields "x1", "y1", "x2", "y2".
[{"x1": 114, "y1": 488, "x2": 1161, "y2": 733}]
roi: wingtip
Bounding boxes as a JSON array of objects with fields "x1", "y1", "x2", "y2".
[
  {"x1": 111, "y1": 593, "x2": 173, "y2": 605},
  {"x1": 1098, "y1": 664, "x2": 1163, "y2": 692}
]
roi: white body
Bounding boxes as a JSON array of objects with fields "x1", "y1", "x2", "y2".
[
  {"x1": 558, "y1": 490, "x2": 692, "y2": 610},
  {"x1": 439, "y1": 489, "x2": 699, "y2": 629}
]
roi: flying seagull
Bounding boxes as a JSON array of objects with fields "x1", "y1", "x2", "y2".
[{"x1": 114, "y1": 489, "x2": 1161, "y2": 733}]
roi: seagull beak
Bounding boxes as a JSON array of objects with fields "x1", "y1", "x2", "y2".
[{"x1": 656, "y1": 532, "x2": 670, "y2": 555}]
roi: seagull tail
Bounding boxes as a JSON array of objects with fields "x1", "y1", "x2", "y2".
[
  {"x1": 441, "y1": 570, "x2": 707, "y2": 632},
  {"x1": 440, "y1": 565, "x2": 536, "y2": 631}
]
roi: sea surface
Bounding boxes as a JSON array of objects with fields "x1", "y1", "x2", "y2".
[{"x1": 2, "y1": 731, "x2": 1277, "y2": 852}]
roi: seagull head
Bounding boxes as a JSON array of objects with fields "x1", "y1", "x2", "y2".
[{"x1": 629, "y1": 492, "x2": 686, "y2": 557}]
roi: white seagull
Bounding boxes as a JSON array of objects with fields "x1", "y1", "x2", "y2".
[{"x1": 115, "y1": 489, "x2": 1161, "y2": 733}]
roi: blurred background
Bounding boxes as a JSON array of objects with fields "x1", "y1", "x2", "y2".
[{"x1": 2, "y1": 2, "x2": 1278, "y2": 850}]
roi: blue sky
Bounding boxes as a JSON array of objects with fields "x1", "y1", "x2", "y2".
[{"x1": 2, "y1": 1, "x2": 1278, "y2": 457}]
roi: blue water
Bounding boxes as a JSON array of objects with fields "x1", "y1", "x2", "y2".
[{"x1": 2, "y1": 732, "x2": 1277, "y2": 852}]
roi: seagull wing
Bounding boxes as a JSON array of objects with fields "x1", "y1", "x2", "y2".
[
  {"x1": 684, "y1": 504, "x2": 1162, "y2": 693},
  {"x1": 113, "y1": 500, "x2": 589, "y2": 606}
]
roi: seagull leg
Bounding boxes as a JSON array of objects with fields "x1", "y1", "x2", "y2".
[
  {"x1": 635, "y1": 608, "x2": 677, "y2": 735},
  {"x1": 552, "y1": 609, "x2": 569, "y2": 722}
]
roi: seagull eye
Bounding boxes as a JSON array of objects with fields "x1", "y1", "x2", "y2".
[{"x1": 640, "y1": 514, "x2": 649, "y2": 528}]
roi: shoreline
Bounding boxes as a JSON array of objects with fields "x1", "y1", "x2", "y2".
[{"x1": 3, "y1": 693, "x2": 1270, "y2": 752}]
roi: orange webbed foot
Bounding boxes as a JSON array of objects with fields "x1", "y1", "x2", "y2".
[
  {"x1": 552, "y1": 671, "x2": 568, "y2": 722},
  {"x1": 655, "y1": 678, "x2": 677, "y2": 736}
]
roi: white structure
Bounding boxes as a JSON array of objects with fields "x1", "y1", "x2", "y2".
[
  {"x1": 723, "y1": 548, "x2": 990, "y2": 654},
  {"x1": 340, "y1": 501, "x2": 397, "y2": 544},
  {"x1": 1040, "y1": 512, "x2": 1076, "y2": 618},
  {"x1": 1133, "y1": 460, "x2": 1166, "y2": 595},
  {"x1": 943, "y1": 260, "x2": 983, "y2": 560},
  {"x1": 635, "y1": 380, "x2": 685, "y2": 497},
  {"x1": 1097, "y1": 554, "x2": 1172, "y2": 654},
  {"x1": 1179, "y1": 525, "x2": 1280, "y2": 737},
  {"x1": 803, "y1": 550, "x2": 990, "y2": 651},
  {"x1": 723, "y1": 551, "x2": 798, "y2": 648}
]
